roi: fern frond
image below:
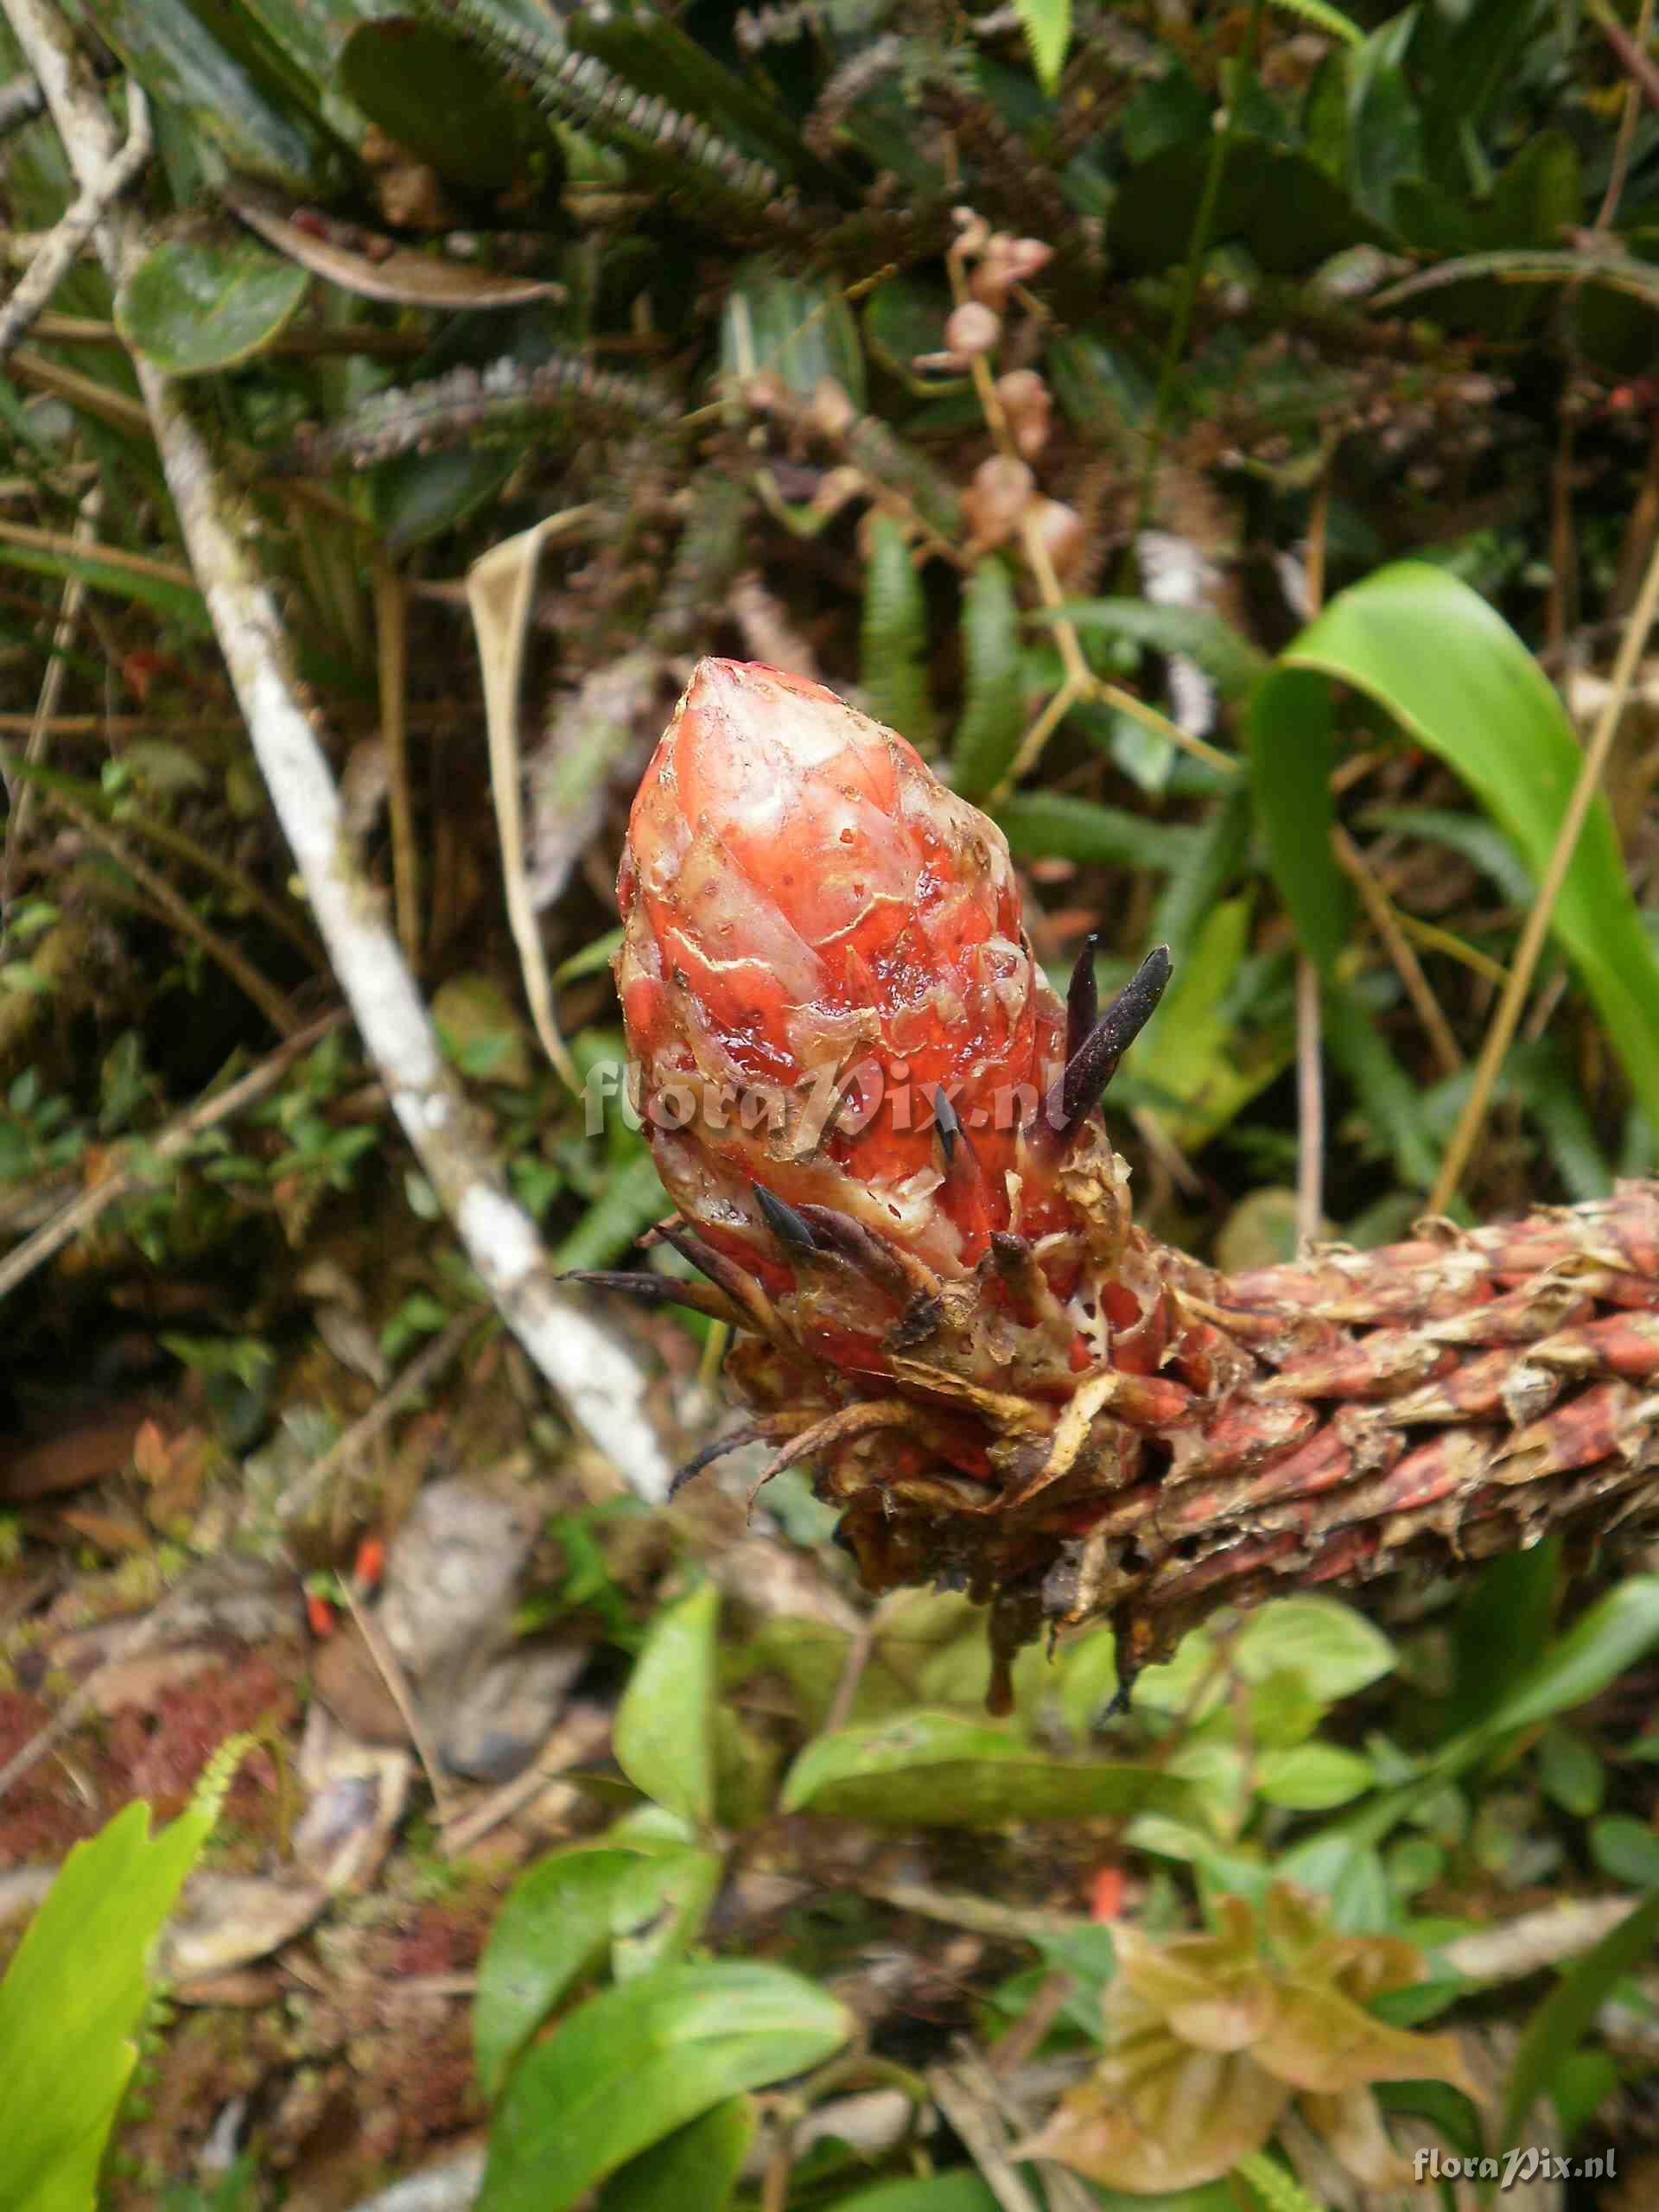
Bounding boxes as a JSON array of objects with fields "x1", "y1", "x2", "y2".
[
  {"x1": 861, "y1": 512, "x2": 935, "y2": 745},
  {"x1": 410, "y1": 0, "x2": 791, "y2": 221},
  {"x1": 282, "y1": 355, "x2": 677, "y2": 474},
  {"x1": 188, "y1": 1732, "x2": 259, "y2": 1827},
  {"x1": 950, "y1": 556, "x2": 1024, "y2": 799}
]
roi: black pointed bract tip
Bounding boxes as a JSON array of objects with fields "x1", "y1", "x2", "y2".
[
  {"x1": 932, "y1": 1084, "x2": 963, "y2": 1163},
  {"x1": 668, "y1": 1424, "x2": 766, "y2": 1498},
  {"x1": 753, "y1": 1181, "x2": 823, "y2": 1254},
  {"x1": 1065, "y1": 931, "x2": 1101, "y2": 1064},
  {"x1": 1047, "y1": 943, "x2": 1173, "y2": 1140}
]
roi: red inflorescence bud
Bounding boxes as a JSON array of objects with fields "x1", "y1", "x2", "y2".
[{"x1": 617, "y1": 658, "x2": 1076, "y2": 1279}]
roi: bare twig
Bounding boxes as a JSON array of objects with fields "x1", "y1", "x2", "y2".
[
  {"x1": 0, "y1": 511, "x2": 195, "y2": 589},
  {"x1": 928, "y1": 2062, "x2": 1044, "y2": 2212},
  {"x1": 0, "y1": 78, "x2": 149, "y2": 360},
  {"x1": 1333, "y1": 826, "x2": 1463, "y2": 1076},
  {"x1": 1587, "y1": 0, "x2": 1659, "y2": 113},
  {"x1": 337, "y1": 1580, "x2": 459, "y2": 1824},
  {"x1": 3, "y1": 0, "x2": 677, "y2": 1504}
]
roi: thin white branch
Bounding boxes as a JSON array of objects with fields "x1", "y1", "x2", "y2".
[
  {"x1": 0, "y1": 79, "x2": 149, "y2": 360},
  {"x1": 3, "y1": 0, "x2": 676, "y2": 1504}
]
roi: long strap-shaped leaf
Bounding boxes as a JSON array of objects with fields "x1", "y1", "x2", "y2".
[{"x1": 1249, "y1": 561, "x2": 1659, "y2": 1147}]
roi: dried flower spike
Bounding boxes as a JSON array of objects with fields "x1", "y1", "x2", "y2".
[{"x1": 583, "y1": 659, "x2": 1659, "y2": 1707}]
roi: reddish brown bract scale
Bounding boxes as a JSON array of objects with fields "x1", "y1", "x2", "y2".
[{"x1": 594, "y1": 658, "x2": 1659, "y2": 1707}]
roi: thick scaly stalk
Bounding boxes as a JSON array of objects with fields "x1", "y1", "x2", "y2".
[{"x1": 582, "y1": 660, "x2": 1659, "y2": 1707}]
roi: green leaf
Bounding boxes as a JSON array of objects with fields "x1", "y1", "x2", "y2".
[
  {"x1": 1114, "y1": 134, "x2": 1379, "y2": 276},
  {"x1": 1254, "y1": 1743, "x2": 1375, "y2": 1811},
  {"x1": 117, "y1": 237, "x2": 309, "y2": 376},
  {"x1": 1501, "y1": 1891, "x2": 1659, "y2": 2141},
  {"x1": 1536, "y1": 1728, "x2": 1605, "y2": 1821},
  {"x1": 595, "y1": 2093, "x2": 756, "y2": 2211},
  {"x1": 479, "y1": 1962, "x2": 852, "y2": 2212},
  {"x1": 372, "y1": 446, "x2": 524, "y2": 556},
  {"x1": 613, "y1": 1582, "x2": 720, "y2": 1828},
  {"x1": 1322, "y1": 978, "x2": 1442, "y2": 1192},
  {"x1": 77, "y1": 0, "x2": 343, "y2": 192},
  {"x1": 779, "y1": 1710, "x2": 1194, "y2": 1827},
  {"x1": 1230, "y1": 1598, "x2": 1396, "y2": 1704},
  {"x1": 1014, "y1": 0, "x2": 1071, "y2": 92},
  {"x1": 1588, "y1": 1815, "x2": 1659, "y2": 1889},
  {"x1": 474, "y1": 1841, "x2": 721, "y2": 2100},
  {"x1": 1268, "y1": 562, "x2": 1659, "y2": 1135},
  {"x1": 0, "y1": 1789, "x2": 223, "y2": 2209},
  {"x1": 951, "y1": 558, "x2": 1025, "y2": 799},
  {"x1": 335, "y1": 18, "x2": 540, "y2": 189}
]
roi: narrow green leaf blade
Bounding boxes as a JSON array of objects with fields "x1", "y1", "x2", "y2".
[
  {"x1": 1501, "y1": 1891, "x2": 1659, "y2": 2141},
  {"x1": 1450, "y1": 1577, "x2": 1659, "y2": 1752},
  {"x1": 613, "y1": 1582, "x2": 720, "y2": 1828},
  {"x1": 1279, "y1": 561, "x2": 1659, "y2": 1131},
  {"x1": 0, "y1": 1795, "x2": 215, "y2": 2210}
]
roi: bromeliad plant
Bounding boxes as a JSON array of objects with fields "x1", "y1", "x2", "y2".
[{"x1": 574, "y1": 658, "x2": 1659, "y2": 1706}]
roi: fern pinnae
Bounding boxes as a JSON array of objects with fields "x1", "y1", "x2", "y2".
[
  {"x1": 950, "y1": 556, "x2": 1024, "y2": 799},
  {"x1": 861, "y1": 512, "x2": 936, "y2": 746},
  {"x1": 283, "y1": 355, "x2": 678, "y2": 474},
  {"x1": 409, "y1": 0, "x2": 790, "y2": 220}
]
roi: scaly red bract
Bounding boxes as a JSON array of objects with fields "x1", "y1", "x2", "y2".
[
  {"x1": 618, "y1": 658, "x2": 1083, "y2": 1279},
  {"x1": 593, "y1": 658, "x2": 1659, "y2": 1707}
]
